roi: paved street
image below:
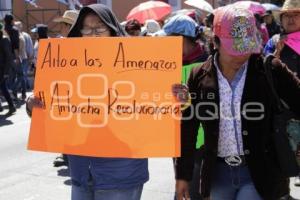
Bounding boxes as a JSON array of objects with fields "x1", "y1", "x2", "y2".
[{"x1": 0, "y1": 97, "x2": 299, "y2": 200}]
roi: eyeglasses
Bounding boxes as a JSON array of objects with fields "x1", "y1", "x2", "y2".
[
  {"x1": 282, "y1": 13, "x2": 300, "y2": 21},
  {"x1": 80, "y1": 27, "x2": 108, "y2": 35}
]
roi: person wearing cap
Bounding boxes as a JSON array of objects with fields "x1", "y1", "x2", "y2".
[
  {"x1": 263, "y1": 10, "x2": 281, "y2": 38},
  {"x1": 0, "y1": 22, "x2": 16, "y2": 115},
  {"x1": 125, "y1": 19, "x2": 141, "y2": 36},
  {"x1": 173, "y1": 5, "x2": 300, "y2": 200},
  {"x1": 53, "y1": 10, "x2": 79, "y2": 38}
]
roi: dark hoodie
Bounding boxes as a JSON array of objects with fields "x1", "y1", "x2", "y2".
[
  {"x1": 67, "y1": 4, "x2": 149, "y2": 191},
  {"x1": 68, "y1": 4, "x2": 126, "y2": 37}
]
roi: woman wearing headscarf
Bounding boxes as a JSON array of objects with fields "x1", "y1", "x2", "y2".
[{"x1": 27, "y1": 4, "x2": 148, "y2": 200}]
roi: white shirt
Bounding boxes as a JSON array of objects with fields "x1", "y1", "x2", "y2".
[{"x1": 214, "y1": 54, "x2": 248, "y2": 157}]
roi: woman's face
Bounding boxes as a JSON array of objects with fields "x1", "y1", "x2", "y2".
[
  {"x1": 281, "y1": 12, "x2": 300, "y2": 34},
  {"x1": 81, "y1": 13, "x2": 111, "y2": 37}
]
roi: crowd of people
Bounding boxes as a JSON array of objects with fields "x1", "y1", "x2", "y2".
[{"x1": 1, "y1": 0, "x2": 300, "y2": 199}]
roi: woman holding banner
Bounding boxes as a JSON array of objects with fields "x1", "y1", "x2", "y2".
[{"x1": 27, "y1": 4, "x2": 148, "y2": 200}]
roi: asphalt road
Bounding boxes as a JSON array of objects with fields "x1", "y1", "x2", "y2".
[{"x1": 0, "y1": 97, "x2": 299, "y2": 200}]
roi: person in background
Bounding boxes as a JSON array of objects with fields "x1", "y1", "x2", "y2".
[
  {"x1": 52, "y1": 9, "x2": 79, "y2": 168},
  {"x1": 125, "y1": 19, "x2": 141, "y2": 36},
  {"x1": 263, "y1": 10, "x2": 281, "y2": 38},
  {"x1": 4, "y1": 14, "x2": 20, "y2": 91},
  {"x1": 14, "y1": 21, "x2": 34, "y2": 91},
  {"x1": 27, "y1": 4, "x2": 148, "y2": 200},
  {"x1": 156, "y1": 14, "x2": 208, "y2": 200},
  {"x1": 0, "y1": 22, "x2": 16, "y2": 115},
  {"x1": 13, "y1": 21, "x2": 29, "y2": 100},
  {"x1": 53, "y1": 10, "x2": 79, "y2": 38},
  {"x1": 173, "y1": 6, "x2": 300, "y2": 200}
]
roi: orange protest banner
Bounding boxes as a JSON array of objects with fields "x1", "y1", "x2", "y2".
[{"x1": 27, "y1": 37, "x2": 182, "y2": 158}]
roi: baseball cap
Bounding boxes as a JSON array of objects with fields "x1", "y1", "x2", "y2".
[
  {"x1": 155, "y1": 14, "x2": 199, "y2": 38},
  {"x1": 213, "y1": 6, "x2": 261, "y2": 56},
  {"x1": 53, "y1": 10, "x2": 79, "y2": 25}
]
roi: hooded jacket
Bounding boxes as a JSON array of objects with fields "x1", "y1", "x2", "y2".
[
  {"x1": 66, "y1": 4, "x2": 148, "y2": 190},
  {"x1": 68, "y1": 4, "x2": 127, "y2": 37}
]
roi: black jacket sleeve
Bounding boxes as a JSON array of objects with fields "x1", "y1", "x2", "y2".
[
  {"x1": 175, "y1": 66, "x2": 202, "y2": 181},
  {"x1": 267, "y1": 56, "x2": 300, "y2": 116}
]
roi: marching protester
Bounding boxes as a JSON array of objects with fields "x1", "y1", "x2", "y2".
[
  {"x1": 26, "y1": 4, "x2": 148, "y2": 200},
  {"x1": 0, "y1": 23, "x2": 16, "y2": 115},
  {"x1": 14, "y1": 21, "x2": 34, "y2": 91},
  {"x1": 3, "y1": 14, "x2": 20, "y2": 92},
  {"x1": 12, "y1": 21, "x2": 29, "y2": 100},
  {"x1": 173, "y1": 5, "x2": 300, "y2": 200}
]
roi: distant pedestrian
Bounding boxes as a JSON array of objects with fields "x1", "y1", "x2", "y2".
[
  {"x1": 4, "y1": 14, "x2": 20, "y2": 92},
  {"x1": 0, "y1": 23, "x2": 16, "y2": 115}
]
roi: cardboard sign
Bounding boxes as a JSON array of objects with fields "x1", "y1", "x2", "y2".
[
  {"x1": 285, "y1": 31, "x2": 300, "y2": 56},
  {"x1": 28, "y1": 37, "x2": 182, "y2": 158}
]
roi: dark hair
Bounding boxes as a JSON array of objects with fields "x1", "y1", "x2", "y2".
[
  {"x1": 205, "y1": 13, "x2": 214, "y2": 28},
  {"x1": 213, "y1": 35, "x2": 221, "y2": 46},
  {"x1": 38, "y1": 26, "x2": 48, "y2": 39},
  {"x1": 4, "y1": 14, "x2": 14, "y2": 25},
  {"x1": 125, "y1": 19, "x2": 141, "y2": 32},
  {"x1": 0, "y1": 30, "x2": 3, "y2": 39},
  {"x1": 207, "y1": 35, "x2": 220, "y2": 55}
]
